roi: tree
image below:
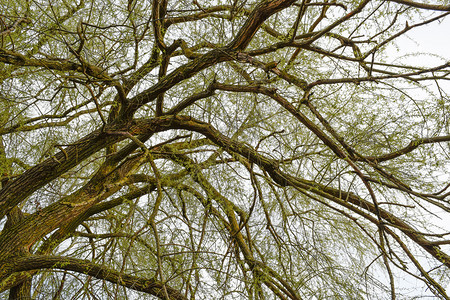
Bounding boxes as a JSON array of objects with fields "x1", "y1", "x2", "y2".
[{"x1": 1, "y1": 0, "x2": 450, "y2": 298}]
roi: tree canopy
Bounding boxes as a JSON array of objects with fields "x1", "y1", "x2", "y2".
[{"x1": 1, "y1": 0, "x2": 450, "y2": 299}]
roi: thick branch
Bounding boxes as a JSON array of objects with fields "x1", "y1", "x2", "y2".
[
  {"x1": 121, "y1": 48, "x2": 234, "y2": 117},
  {"x1": 0, "y1": 255, "x2": 187, "y2": 300},
  {"x1": 0, "y1": 48, "x2": 107, "y2": 79},
  {"x1": 0, "y1": 117, "x2": 178, "y2": 219},
  {"x1": 227, "y1": 0, "x2": 297, "y2": 50}
]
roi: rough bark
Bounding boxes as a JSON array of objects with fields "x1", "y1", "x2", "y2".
[{"x1": 1, "y1": 255, "x2": 187, "y2": 300}]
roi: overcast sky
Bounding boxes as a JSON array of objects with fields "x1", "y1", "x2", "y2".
[{"x1": 392, "y1": 14, "x2": 450, "y2": 70}]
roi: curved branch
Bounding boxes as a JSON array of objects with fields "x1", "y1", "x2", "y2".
[
  {"x1": 388, "y1": 0, "x2": 450, "y2": 11},
  {"x1": 362, "y1": 135, "x2": 450, "y2": 163},
  {"x1": 0, "y1": 255, "x2": 187, "y2": 300},
  {"x1": 162, "y1": 115, "x2": 450, "y2": 269},
  {"x1": 212, "y1": 82, "x2": 346, "y2": 158},
  {"x1": 227, "y1": 0, "x2": 297, "y2": 50}
]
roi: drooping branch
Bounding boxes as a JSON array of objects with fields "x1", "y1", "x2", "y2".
[
  {"x1": 161, "y1": 115, "x2": 450, "y2": 269},
  {"x1": 0, "y1": 255, "x2": 187, "y2": 300},
  {"x1": 211, "y1": 82, "x2": 347, "y2": 159}
]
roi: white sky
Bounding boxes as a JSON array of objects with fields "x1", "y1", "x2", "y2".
[{"x1": 392, "y1": 13, "x2": 450, "y2": 75}]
